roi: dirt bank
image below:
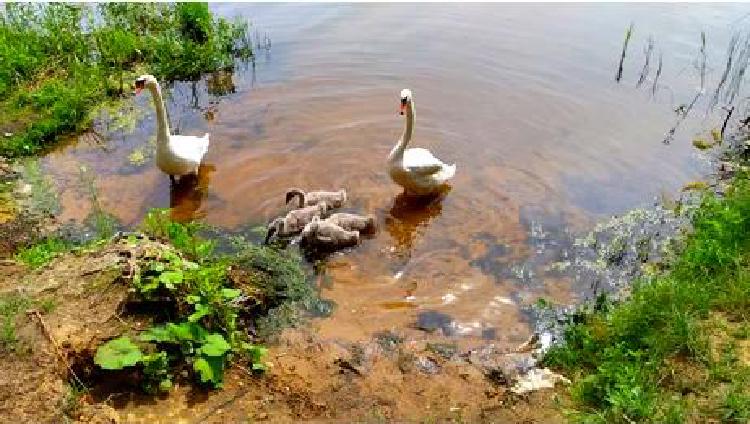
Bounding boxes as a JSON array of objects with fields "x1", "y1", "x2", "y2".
[{"x1": 0, "y1": 235, "x2": 566, "y2": 423}]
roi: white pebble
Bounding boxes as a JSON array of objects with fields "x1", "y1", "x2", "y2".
[{"x1": 441, "y1": 293, "x2": 457, "y2": 305}]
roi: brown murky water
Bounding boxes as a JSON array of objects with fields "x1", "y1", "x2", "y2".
[{"x1": 42, "y1": 4, "x2": 748, "y2": 349}]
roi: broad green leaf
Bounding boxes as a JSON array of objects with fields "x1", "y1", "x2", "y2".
[
  {"x1": 139, "y1": 326, "x2": 174, "y2": 343},
  {"x1": 137, "y1": 277, "x2": 160, "y2": 294},
  {"x1": 221, "y1": 288, "x2": 241, "y2": 300},
  {"x1": 193, "y1": 357, "x2": 213, "y2": 382},
  {"x1": 199, "y1": 334, "x2": 231, "y2": 357},
  {"x1": 159, "y1": 270, "x2": 183, "y2": 289},
  {"x1": 193, "y1": 355, "x2": 224, "y2": 385},
  {"x1": 166, "y1": 322, "x2": 208, "y2": 342},
  {"x1": 242, "y1": 343, "x2": 268, "y2": 363},
  {"x1": 188, "y1": 304, "x2": 211, "y2": 323},
  {"x1": 94, "y1": 337, "x2": 143, "y2": 370}
]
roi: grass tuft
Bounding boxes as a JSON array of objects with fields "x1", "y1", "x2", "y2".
[{"x1": 544, "y1": 170, "x2": 750, "y2": 422}]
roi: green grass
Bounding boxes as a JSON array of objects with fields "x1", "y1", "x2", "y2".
[
  {"x1": 15, "y1": 236, "x2": 69, "y2": 269},
  {"x1": 0, "y1": 294, "x2": 56, "y2": 352},
  {"x1": 544, "y1": 171, "x2": 750, "y2": 422},
  {"x1": 0, "y1": 294, "x2": 32, "y2": 351},
  {"x1": 0, "y1": 3, "x2": 252, "y2": 158}
]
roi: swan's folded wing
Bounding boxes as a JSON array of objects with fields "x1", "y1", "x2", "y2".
[
  {"x1": 170, "y1": 134, "x2": 210, "y2": 162},
  {"x1": 403, "y1": 148, "x2": 445, "y2": 175}
]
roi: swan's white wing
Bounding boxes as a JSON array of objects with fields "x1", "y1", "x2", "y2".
[
  {"x1": 402, "y1": 148, "x2": 446, "y2": 175},
  {"x1": 170, "y1": 134, "x2": 210, "y2": 163}
]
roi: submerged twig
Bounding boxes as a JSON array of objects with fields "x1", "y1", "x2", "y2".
[
  {"x1": 699, "y1": 31, "x2": 707, "y2": 92},
  {"x1": 615, "y1": 23, "x2": 634, "y2": 83},
  {"x1": 651, "y1": 51, "x2": 663, "y2": 96},
  {"x1": 727, "y1": 34, "x2": 750, "y2": 105},
  {"x1": 663, "y1": 33, "x2": 710, "y2": 143},
  {"x1": 637, "y1": 36, "x2": 655, "y2": 88},
  {"x1": 710, "y1": 34, "x2": 738, "y2": 110},
  {"x1": 720, "y1": 106, "x2": 735, "y2": 139}
]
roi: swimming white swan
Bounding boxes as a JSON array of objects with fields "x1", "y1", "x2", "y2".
[
  {"x1": 387, "y1": 89, "x2": 456, "y2": 195},
  {"x1": 135, "y1": 75, "x2": 210, "y2": 183}
]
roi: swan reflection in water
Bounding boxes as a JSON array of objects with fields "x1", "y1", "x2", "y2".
[
  {"x1": 386, "y1": 186, "x2": 451, "y2": 255},
  {"x1": 169, "y1": 163, "x2": 215, "y2": 223}
]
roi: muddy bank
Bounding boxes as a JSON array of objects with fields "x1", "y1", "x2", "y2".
[
  {"x1": 0, "y1": 234, "x2": 568, "y2": 423},
  {"x1": 0, "y1": 237, "x2": 143, "y2": 422}
]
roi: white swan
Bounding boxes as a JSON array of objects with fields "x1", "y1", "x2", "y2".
[
  {"x1": 135, "y1": 75, "x2": 210, "y2": 183},
  {"x1": 387, "y1": 89, "x2": 456, "y2": 195}
]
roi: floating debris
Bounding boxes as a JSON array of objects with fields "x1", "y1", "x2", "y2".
[
  {"x1": 510, "y1": 368, "x2": 570, "y2": 394},
  {"x1": 693, "y1": 138, "x2": 714, "y2": 150},
  {"x1": 682, "y1": 181, "x2": 709, "y2": 191}
]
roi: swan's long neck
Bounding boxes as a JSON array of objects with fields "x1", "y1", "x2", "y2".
[
  {"x1": 148, "y1": 83, "x2": 171, "y2": 147},
  {"x1": 392, "y1": 101, "x2": 414, "y2": 159}
]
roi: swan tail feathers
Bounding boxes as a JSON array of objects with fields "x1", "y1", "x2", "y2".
[
  {"x1": 198, "y1": 134, "x2": 210, "y2": 158},
  {"x1": 435, "y1": 163, "x2": 456, "y2": 183}
]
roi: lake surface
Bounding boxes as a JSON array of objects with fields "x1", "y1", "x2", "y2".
[{"x1": 43, "y1": 4, "x2": 749, "y2": 348}]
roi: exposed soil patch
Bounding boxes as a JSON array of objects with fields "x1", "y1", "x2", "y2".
[
  {"x1": 0, "y1": 239, "x2": 566, "y2": 423},
  {"x1": 102, "y1": 327, "x2": 566, "y2": 423}
]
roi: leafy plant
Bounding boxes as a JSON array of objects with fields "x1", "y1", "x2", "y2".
[
  {"x1": 140, "y1": 208, "x2": 216, "y2": 261},
  {"x1": 141, "y1": 351, "x2": 172, "y2": 393},
  {"x1": 139, "y1": 322, "x2": 232, "y2": 387},
  {"x1": 131, "y1": 249, "x2": 191, "y2": 297},
  {"x1": 90, "y1": 211, "x2": 310, "y2": 392},
  {"x1": 94, "y1": 336, "x2": 143, "y2": 370}
]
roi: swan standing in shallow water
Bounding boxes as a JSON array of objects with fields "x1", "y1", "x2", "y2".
[
  {"x1": 135, "y1": 75, "x2": 210, "y2": 183},
  {"x1": 387, "y1": 89, "x2": 456, "y2": 195}
]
